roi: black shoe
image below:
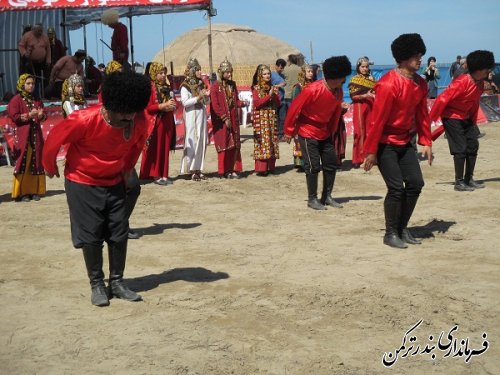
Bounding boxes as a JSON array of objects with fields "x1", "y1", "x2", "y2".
[
  {"x1": 466, "y1": 178, "x2": 484, "y2": 189},
  {"x1": 91, "y1": 284, "x2": 110, "y2": 307},
  {"x1": 454, "y1": 181, "x2": 474, "y2": 192},
  {"x1": 21, "y1": 195, "x2": 31, "y2": 202},
  {"x1": 128, "y1": 230, "x2": 140, "y2": 240},
  {"x1": 383, "y1": 234, "x2": 408, "y2": 249},
  {"x1": 109, "y1": 281, "x2": 142, "y2": 301},
  {"x1": 401, "y1": 228, "x2": 422, "y2": 245},
  {"x1": 307, "y1": 198, "x2": 327, "y2": 210},
  {"x1": 323, "y1": 195, "x2": 343, "y2": 208},
  {"x1": 256, "y1": 171, "x2": 268, "y2": 177},
  {"x1": 31, "y1": 194, "x2": 41, "y2": 201}
]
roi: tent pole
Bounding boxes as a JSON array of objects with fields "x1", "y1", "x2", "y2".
[
  {"x1": 61, "y1": 9, "x2": 67, "y2": 50},
  {"x1": 208, "y1": 2, "x2": 214, "y2": 81},
  {"x1": 83, "y1": 22, "x2": 87, "y2": 53},
  {"x1": 128, "y1": 14, "x2": 134, "y2": 71}
]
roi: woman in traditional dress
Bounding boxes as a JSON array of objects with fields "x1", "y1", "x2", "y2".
[
  {"x1": 140, "y1": 62, "x2": 177, "y2": 185},
  {"x1": 180, "y1": 58, "x2": 210, "y2": 181},
  {"x1": 7, "y1": 74, "x2": 46, "y2": 202},
  {"x1": 290, "y1": 64, "x2": 315, "y2": 169},
  {"x1": 348, "y1": 57, "x2": 376, "y2": 168},
  {"x1": 61, "y1": 73, "x2": 87, "y2": 118},
  {"x1": 210, "y1": 58, "x2": 247, "y2": 179},
  {"x1": 251, "y1": 64, "x2": 281, "y2": 176}
]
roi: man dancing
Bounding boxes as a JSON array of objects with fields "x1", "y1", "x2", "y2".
[
  {"x1": 363, "y1": 34, "x2": 433, "y2": 249},
  {"x1": 430, "y1": 50, "x2": 495, "y2": 192},
  {"x1": 42, "y1": 72, "x2": 152, "y2": 306},
  {"x1": 284, "y1": 56, "x2": 351, "y2": 210}
]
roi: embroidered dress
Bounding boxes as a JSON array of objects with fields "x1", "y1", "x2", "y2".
[
  {"x1": 210, "y1": 79, "x2": 243, "y2": 176},
  {"x1": 252, "y1": 84, "x2": 280, "y2": 172},
  {"x1": 140, "y1": 63, "x2": 176, "y2": 180},
  {"x1": 348, "y1": 73, "x2": 376, "y2": 164},
  {"x1": 7, "y1": 74, "x2": 46, "y2": 200}
]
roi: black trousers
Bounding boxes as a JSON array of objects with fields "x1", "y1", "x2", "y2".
[
  {"x1": 378, "y1": 143, "x2": 424, "y2": 203},
  {"x1": 378, "y1": 143, "x2": 424, "y2": 233},
  {"x1": 298, "y1": 136, "x2": 337, "y2": 175},
  {"x1": 65, "y1": 179, "x2": 128, "y2": 248},
  {"x1": 443, "y1": 118, "x2": 479, "y2": 158}
]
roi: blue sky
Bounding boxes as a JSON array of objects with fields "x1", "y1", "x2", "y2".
[{"x1": 70, "y1": 0, "x2": 500, "y2": 67}]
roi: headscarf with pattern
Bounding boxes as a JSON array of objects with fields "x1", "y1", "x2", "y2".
[
  {"x1": 181, "y1": 57, "x2": 206, "y2": 97},
  {"x1": 105, "y1": 60, "x2": 123, "y2": 75},
  {"x1": 148, "y1": 62, "x2": 170, "y2": 103},
  {"x1": 16, "y1": 73, "x2": 35, "y2": 101},
  {"x1": 61, "y1": 74, "x2": 86, "y2": 106}
]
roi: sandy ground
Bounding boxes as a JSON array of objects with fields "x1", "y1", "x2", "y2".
[{"x1": 1, "y1": 122, "x2": 499, "y2": 375}]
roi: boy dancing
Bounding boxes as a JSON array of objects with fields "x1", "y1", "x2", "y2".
[
  {"x1": 284, "y1": 55, "x2": 351, "y2": 210},
  {"x1": 42, "y1": 72, "x2": 152, "y2": 306},
  {"x1": 430, "y1": 50, "x2": 495, "y2": 191},
  {"x1": 363, "y1": 34, "x2": 433, "y2": 249}
]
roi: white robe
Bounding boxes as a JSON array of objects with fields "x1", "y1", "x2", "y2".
[
  {"x1": 62, "y1": 101, "x2": 86, "y2": 117},
  {"x1": 180, "y1": 86, "x2": 209, "y2": 173}
]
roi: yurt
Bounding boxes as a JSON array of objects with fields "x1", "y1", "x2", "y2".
[{"x1": 152, "y1": 23, "x2": 302, "y2": 86}]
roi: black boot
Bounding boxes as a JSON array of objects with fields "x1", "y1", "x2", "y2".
[
  {"x1": 82, "y1": 245, "x2": 109, "y2": 307},
  {"x1": 455, "y1": 180, "x2": 474, "y2": 191},
  {"x1": 383, "y1": 199, "x2": 407, "y2": 249},
  {"x1": 306, "y1": 173, "x2": 326, "y2": 210},
  {"x1": 321, "y1": 170, "x2": 343, "y2": 208},
  {"x1": 399, "y1": 194, "x2": 422, "y2": 245},
  {"x1": 108, "y1": 241, "x2": 142, "y2": 301},
  {"x1": 453, "y1": 156, "x2": 473, "y2": 191},
  {"x1": 464, "y1": 155, "x2": 484, "y2": 189}
]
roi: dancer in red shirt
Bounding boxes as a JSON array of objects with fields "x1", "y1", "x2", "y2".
[
  {"x1": 284, "y1": 56, "x2": 351, "y2": 210},
  {"x1": 429, "y1": 50, "x2": 495, "y2": 192},
  {"x1": 42, "y1": 72, "x2": 152, "y2": 307},
  {"x1": 364, "y1": 34, "x2": 433, "y2": 249}
]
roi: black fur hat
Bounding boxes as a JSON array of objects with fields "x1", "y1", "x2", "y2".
[
  {"x1": 391, "y1": 33, "x2": 426, "y2": 63},
  {"x1": 102, "y1": 71, "x2": 151, "y2": 113},
  {"x1": 466, "y1": 50, "x2": 495, "y2": 73},
  {"x1": 322, "y1": 56, "x2": 352, "y2": 79}
]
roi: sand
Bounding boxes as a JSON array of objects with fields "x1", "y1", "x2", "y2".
[{"x1": 1, "y1": 122, "x2": 499, "y2": 375}]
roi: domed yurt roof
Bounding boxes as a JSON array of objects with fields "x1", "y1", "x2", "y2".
[{"x1": 152, "y1": 23, "x2": 302, "y2": 85}]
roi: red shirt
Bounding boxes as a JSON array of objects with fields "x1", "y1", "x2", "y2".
[
  {"x1": 364, "y1": 70, "x2": 431, "y2": 154},
  {"x1": 429, "y1": 74, "x2": 483, "y2": 123},
  {"x1": 284, "y1": 80, "x2": 343, "y2": 140},
  {"x1": 42, "y1": 105, "x2": 151, "y2": 186}
]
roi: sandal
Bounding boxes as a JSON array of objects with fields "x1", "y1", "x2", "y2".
[
  {"x1": 191, "y1": 173, "x2": 201, "y2": 182},
  {"x1": 198, "y1": 173, "x2": 208, "y2": 180}
]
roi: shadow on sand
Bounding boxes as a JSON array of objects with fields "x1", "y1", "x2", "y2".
[
  {"x1": 127, "y1": 267, "x2": 230, "y2": 292},
  {"x1": 410, "y1": 219, "x2": 456, "y2": 239}
]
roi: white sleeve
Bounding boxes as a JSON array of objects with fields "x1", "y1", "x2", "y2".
[
  {"x1": 62, "y1": 101, "x2": 74, "y2": 117},
  {"x1": 180, "y1": 87, "x2": 199, "y2": 108}
]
